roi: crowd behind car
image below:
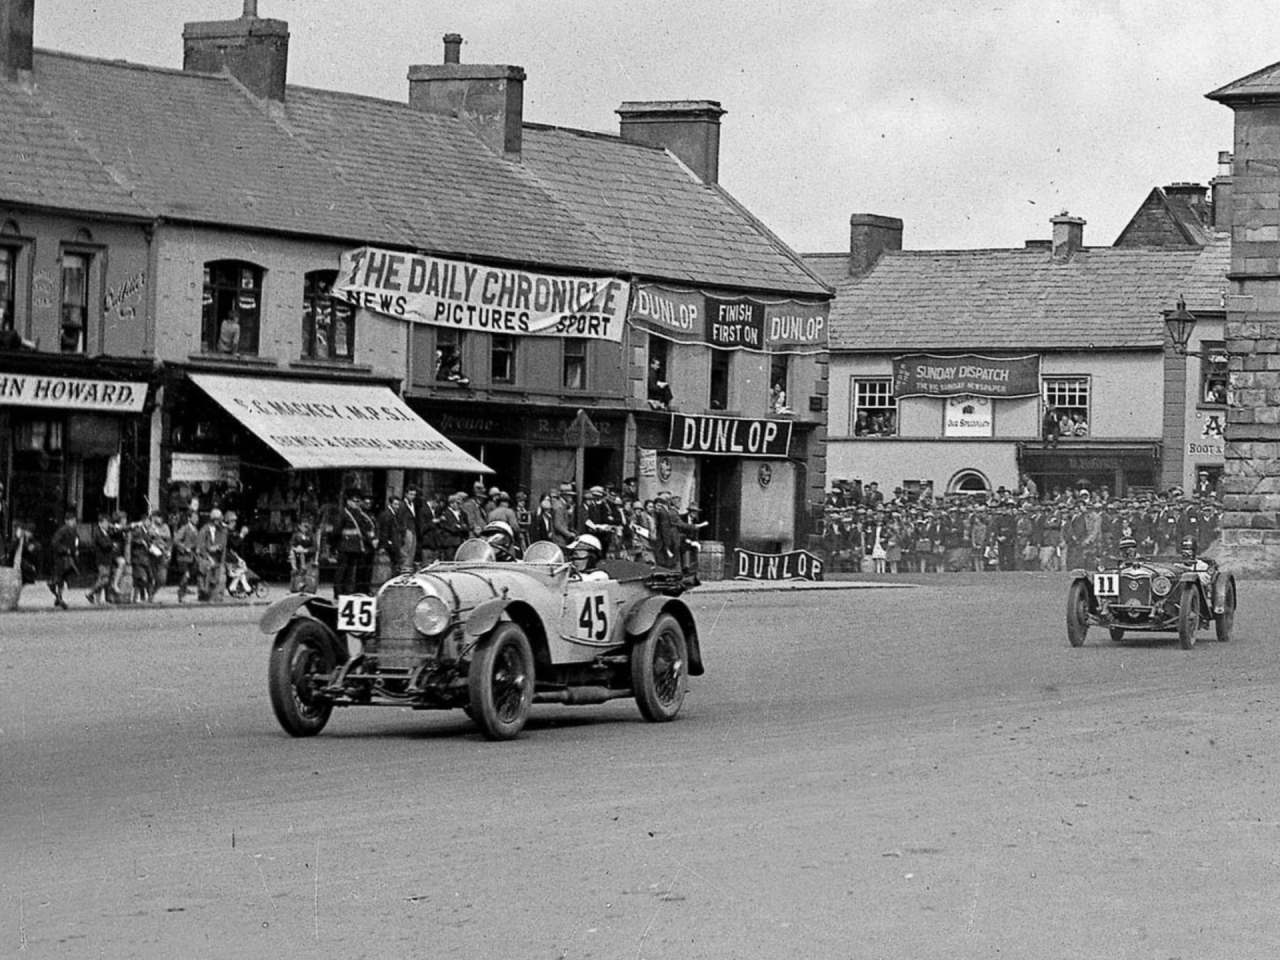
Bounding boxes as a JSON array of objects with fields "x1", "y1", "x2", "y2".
[{"x1": 818, "y1": 476, "x2": 1221, "y2": 574}]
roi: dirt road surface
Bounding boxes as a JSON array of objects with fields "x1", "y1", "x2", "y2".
[{"x1": 3, "y1": 573, "x2": 1278, "y2": 959}]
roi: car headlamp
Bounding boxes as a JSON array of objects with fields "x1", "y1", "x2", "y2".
[
  {"x1": 412, "y1": 595, "x2": 452, "y2": 636},
  {"x1": 1151, "y1": 576, "x2": 1172, "y2": 597}
]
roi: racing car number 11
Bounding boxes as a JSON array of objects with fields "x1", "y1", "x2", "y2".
[
  {"x1": 337, "y1": 595, "x2": 376, "y2": 632},
  {"x1": 1093, "y1": 573, "x2": 1119, "y2": 597}
]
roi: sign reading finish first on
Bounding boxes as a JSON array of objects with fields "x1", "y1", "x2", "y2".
[{"x1": 333, "y1": 247, "x2": 630, "y2": 343}]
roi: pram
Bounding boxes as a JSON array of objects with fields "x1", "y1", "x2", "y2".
[{"x1": 225, "y1": 551, "x2": 268, "y2": 599}]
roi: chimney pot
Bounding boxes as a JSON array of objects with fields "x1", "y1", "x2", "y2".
[
  {"x1": 443, "y1": 33, "x2": 462, "y2": 64},
  {"x1": 0, "y1": 0, "x2": 35, "y2": 82},
  {"x1": 183, "y1": 7, "x2": 290, "y2": 102},
  {"x1": 847, "y1": 214, "x2": 903, "y2": 277},
  {"x1": 1050, "y1": 213, "x2": 1085, "y2": 262},
  {"x1": 617, "y1": 100, "x2": 726, "y2": 184}
]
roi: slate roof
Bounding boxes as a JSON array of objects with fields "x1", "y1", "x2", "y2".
[
  {"x1": 1207, "y1": 60, "x2": 1280, "y2": 103},
  {"x1": 1113, "y1": 187, "x2": 1213, "y2": 248},
  {"x1": 796, "y1": 252, "x2": 850, "y2": 289},
  {"x1": 0, "y1": 49, "x2": 827, "y2": 298},
  {"x1": 820, "y1": 240, "x2": 1227, "y2": 352}
]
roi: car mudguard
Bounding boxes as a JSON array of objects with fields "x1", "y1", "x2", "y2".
[
  {"x1": 464, "y1": 597, "x2": 509, "y2": 638},
  {"x1": 624, "y1": 596, "x2": 704, "y2": 677},
  {"x1": 259, "y1": 593, "x2": 338, "y2": 636},
  {"x1": 1212, "y1": 571, "x2": 1235, "y2": 615}
]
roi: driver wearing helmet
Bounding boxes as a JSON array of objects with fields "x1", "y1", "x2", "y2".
[
  {"x1": 568, "y1": 534, "x2": 608, "y2": 580},
  {"x1": 1179, "y1": 535, "x2": 1213, "y2": 590},
  {"x1": 481, "y1": 520, "x2": 521, "y2": 561}
]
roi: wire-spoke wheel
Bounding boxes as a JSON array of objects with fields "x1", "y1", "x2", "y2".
[{"x1": 631, "y1": 613, "x2": 689, "y2": 722}]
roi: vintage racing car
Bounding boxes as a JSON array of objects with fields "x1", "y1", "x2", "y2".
[
  {"x1": 261, "y1": 537, "x2": 703, "y2": 740},
  {"x1": 1066, "y1": 537, "x2": 1236, "y2": 650}
]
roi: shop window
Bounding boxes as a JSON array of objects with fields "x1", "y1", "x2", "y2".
[
  {"x1": 1200, "y1": 342, "x2": 1228, "y2": 405},
  {"x1": 852, "y1": 378, "x2": 897, "y2": 436},
  {"x1": 61, "y1": 252, "x2": 90, "y2": 353},
  {"x1": 14, "y1": 419, "x2": 64, "y2": 452},
  {"x1": 301, "y1": 270, "x2": 354, "y2": 361},
  {"x1": 435, "y1": 328, "x2": 469, "y2": 385},
  {"x1": 1043, "y1": 376, "x2": 1090, "y2": 438},
  {"x1": 491, "y1": 334, "x2": 516, "y2": 384},
  {"x1": 202, "y1": 260, "x2": 263, "y2": 356},
  {"x1": 563, "y1": 338, "x2": 587, "y2": 390},
  {"x1": 709, "y1": 348, "x2": 731, "y2": 410}
]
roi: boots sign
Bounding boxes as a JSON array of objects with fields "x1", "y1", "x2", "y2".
[{"x1": 668, "y1": 414, "x2": 793, "y2": 458}]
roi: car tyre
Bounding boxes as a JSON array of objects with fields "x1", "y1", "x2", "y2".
[
  {"x1": 631, "y1": 613, "x2": 688, "y2": 722},
  {"x1": 268, "y1": 620, "x2": 336, "y2": 737},
  {"x1": 1215, "y1": 579, "x2": 1236, "y2": 643},
  {"x1": 1066, "y1": 580, "x2": 1090, "y2": 648},
  {"x1": 1178, "y1": 583, "x2": 1200, "y2": 650},
  {"x1": 468, "y1": 623, "x2": 534, "y2": 741}
]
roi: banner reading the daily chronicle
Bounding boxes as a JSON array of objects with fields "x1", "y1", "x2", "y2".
[
  {"x1": 892, "y1": 354, "x2": 1041, "y2": 399},
  {"x1": 332, "y1": 247, "x2": 630, "y2": 342},
  {"x1": 629, "y1": 283, "x2": 828, "y2": 354}
]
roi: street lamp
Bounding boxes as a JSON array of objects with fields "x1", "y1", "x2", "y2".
[{"x1": 1163, "y1": 297, "x2": 1199, "y2": 356}]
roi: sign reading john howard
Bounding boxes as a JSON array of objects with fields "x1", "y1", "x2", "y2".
[{"x1": 892, "y1": 354, "x2": 1041, "y2": 399}]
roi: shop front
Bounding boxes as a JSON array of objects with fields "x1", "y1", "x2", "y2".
[
  {"x1": 413, "y1": 400, "x2": 631, "y2": 501},
  {"x1": 0, "y1": 353, "x2": 157, "y2": 551},
  {"x1": 636, "y1": 411, "x2": 810, "y2": 558},
  {"x1": 1017, "y1": 442, "x2": 1162, "y2": 499},
  {"x1": 165, "y1": 371, "x2": 490, "y2": 575}
]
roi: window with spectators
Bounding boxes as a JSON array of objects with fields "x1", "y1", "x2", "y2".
[
  {"x1": 562, "y1": 338, "x2": 587, "y2": 390},
  {"x1": 491, "y1": 334, "x2": 516, "y2": 384},
  {"x1": 202, "y1": 260, "x2": 262, "y2": 355},
  {"x1": 852, "y1": 378, "x2": 897, "y2": 436},
  {"x1": 1043, "y1": 376, "x2": 1090, "y2": 438},
  {"x1": 709, "y1": 348, "x2": 731, "y2": 409},
  {"x1": 302, "y1": 270, "x2": 354, "y2": 361},
  {"x1": 1200, "y1": 342, "x2": 1228, "y2": 405},
  {"x1": 435, "y1": 328, "x2": 468, "y2": 385},
  {"x1": 60, "y1": 251, "x2": 90, "y2": 353}
]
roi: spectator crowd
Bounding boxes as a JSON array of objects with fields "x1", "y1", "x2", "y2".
[{"x1": 819, "y1": 477, "x2": 1221, "y2": 574}]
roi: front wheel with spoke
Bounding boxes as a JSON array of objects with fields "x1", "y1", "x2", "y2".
[
  {"x1": 467, "y1": 623, "x2": 534, "y2": 741},
  {"x1": 631, "y1": 613, "x2": 689, "y2": 722},
  {"x1": 268, "y1": 620, "x2": 336, "y2": 737}
]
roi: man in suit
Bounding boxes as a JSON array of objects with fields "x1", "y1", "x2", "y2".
[
  {"x1": 435, "y1": 492, "x2": 470, "y2": 558},
  {"x1": 397, "y1": 485, "x2": 420, "y2": 573},
  {"x1": 551, "y1": 482, "x2": 578, "y2": 547}
]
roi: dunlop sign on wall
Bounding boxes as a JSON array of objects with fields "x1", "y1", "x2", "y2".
[
  {"x1": 892, "y1": 354, "x2": 1041, "y2": 399},
  {"x1": 668, "y1": 414, "x2": 793, "y2": 458},
  {"x1": 333, "y1": 247, "x2": 630, "y2": 342},
  {"x1": 630, "y1": 283, "x2": 828, "y2": 354}
]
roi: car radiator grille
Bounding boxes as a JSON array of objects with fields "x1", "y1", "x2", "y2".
[
  {"x1": 1119, "y1": 574, "x2": 1151, "y2": 606},
  {"x1": 369, "y1": 583, "x2": 435, "y2": 668}
]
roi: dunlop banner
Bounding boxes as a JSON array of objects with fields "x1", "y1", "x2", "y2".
[
  {"x1": 629, "y1": 283, "x2": 827, "y2": 354},
  {"x1": 668, "y1": 414, "x2": 793, "y2": 458},
  {"x1": 333, "y1": 247, "x2": 629, "y2": 342},
  {"x1": 892, "y1": 353, "x2": 1041, "y2": 399},
  {"x1": 733, "y1": 548, "x2": 825, "y2": 581}
]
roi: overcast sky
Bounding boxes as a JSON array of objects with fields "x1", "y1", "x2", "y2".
[{"x1": 34, "y1": 1, "x2": 1280, "y2": 254}]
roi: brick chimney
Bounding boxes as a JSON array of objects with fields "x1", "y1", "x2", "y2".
[
  {"x1": 848, "y1": 214, "x2": 903, "y2": 277},
  {"x1": 1164, "y1": 182, "x2": 1211, "y2": 226},
  {"x1": 1211, "y1": 150, "x2": 1233, "y2": 231},
  {"x1": 1, "y1": 0, "x2": 34, "y2": 83},
  {"x1": 408, "y1": 34, "x2": 525, "y2": 159},
  {"x1": 1050, "y1": 213, "x2": 1085, "y2": 261},
  {"x1": 183, "y1": 0, "x2": 290, "y2": 102},
  {"x1": 617, "y1": 100, "x2": 725, "y2": 184}
]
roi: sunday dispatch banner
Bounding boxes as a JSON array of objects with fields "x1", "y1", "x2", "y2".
[
  {"x1": 892, "y1": 353, "x2": 1041, "y2": 399},
  {"x1": 333, "y1": 247, "x2": 630, "y2": 343}
]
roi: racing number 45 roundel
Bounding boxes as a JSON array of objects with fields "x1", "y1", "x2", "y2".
[
  {"x1": 575, "y1": 588, "x2": 611, "y2": 643},
  {"x1": 338, "y1": 595, "x2": 376, "y2": 633}
]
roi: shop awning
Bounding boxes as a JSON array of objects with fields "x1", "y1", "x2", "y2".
[{"x1": 190, "y1": 373, "x2": 492, "y2": 473}]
